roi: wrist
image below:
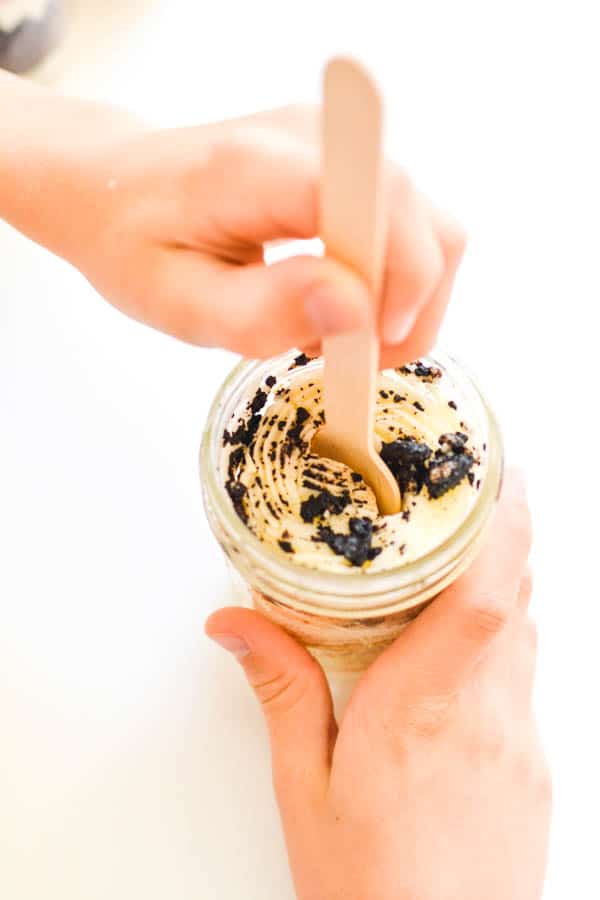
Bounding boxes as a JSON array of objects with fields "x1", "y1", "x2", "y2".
[{"x1": 0, "y1": 71, "x2": 143, "y2": 266}]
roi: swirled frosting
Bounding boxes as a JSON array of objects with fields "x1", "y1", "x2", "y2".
[{"x1": 221, "y1": 357, "x2": 484, "y2": 574}]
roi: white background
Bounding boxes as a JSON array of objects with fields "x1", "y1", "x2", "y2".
[{"x1": 1, "y1": 1, "x2": 598, "y2": 897}]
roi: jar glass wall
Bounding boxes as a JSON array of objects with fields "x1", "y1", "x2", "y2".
[{"x1": 200, "y1": 351, "x2": 503, "y2": 673}]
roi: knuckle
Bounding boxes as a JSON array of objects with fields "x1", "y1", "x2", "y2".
[
  {"x1": 208, "y1": 131, "x2": 258, "y2": 171},
  {"x1": 401, "y1": 693, "x2": 457, "y2": 740},
  {"x1": 251, "y1": 662, "x2": 321, "y2": 716},
  {"x1": 252, "y1": 670, "x2": 300, "y2": 712},
  {"x1": 186, "y1": 131, "x2": 264, "y2": 203},
  {"x1": 464, "y1": 595, "x2": 510, "y2": 640}
]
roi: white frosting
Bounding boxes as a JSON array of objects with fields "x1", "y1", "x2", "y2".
[
  {"x1": 223, "y1": 365, "x2": 484, "y2": 574},
  {"x1": 0, "y1": 1, "x2": 50, "y2": 31}
]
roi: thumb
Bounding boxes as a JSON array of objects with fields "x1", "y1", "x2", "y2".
[
  {"x1": 205, "y1": 606, "x2": 336, "y2": 807},
  {"x1": 149, "y1": 249, "x2": 371, "y2": 356},
  {"x1": 210, "y1": 254, "x2": 371, "y2": 357}
]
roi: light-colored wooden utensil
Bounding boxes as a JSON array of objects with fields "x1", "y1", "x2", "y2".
[{"x1": 312, "y1": 57, "x2": 401, "y2": 515}]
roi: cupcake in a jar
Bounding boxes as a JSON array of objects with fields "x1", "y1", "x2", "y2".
[{"x1": 0, "y1": 1, "x2": 64, "y2": 73}]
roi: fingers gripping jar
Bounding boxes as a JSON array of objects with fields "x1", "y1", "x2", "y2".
[{"x1": 200, "y1": 351, "x2": 503, "y2": 674}]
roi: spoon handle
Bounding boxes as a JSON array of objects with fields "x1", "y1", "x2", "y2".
[
  {"x1": 321, "y1": 57, "x2": 388, "y2": 307},
  {"x1": 315, "y1": 58, "x2": 400, "y2": 514}
]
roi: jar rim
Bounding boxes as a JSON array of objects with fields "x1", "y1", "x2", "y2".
[{"x1": 200, "y1": 350, "x2": 503, "y2": 614}]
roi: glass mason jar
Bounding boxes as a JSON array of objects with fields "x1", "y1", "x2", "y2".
[
  {"x1": 200, "y1": 351, "x2": 503, "y2": 674},
  {"x1": 0, "y1": 1, "x2": 64, "y2": 73}
]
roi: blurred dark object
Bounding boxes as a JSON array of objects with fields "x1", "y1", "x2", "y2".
[{"x1": 0, "y1": 1, "x2": 65, "y2": 73}]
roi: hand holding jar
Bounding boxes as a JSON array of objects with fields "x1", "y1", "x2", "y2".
[{"x1": 206, "y1": 471, "x2": 551, "y2": 900}]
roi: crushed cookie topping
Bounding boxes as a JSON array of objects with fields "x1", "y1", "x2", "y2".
[
  {"x1": 399, "y1": 361, "x2": 442, "y2": 381},
  {"x1": 312, "y1": 517, "x2": 380, "y2": 567},
  {"x1": 221, "y1": 360, "x2": 483, "y2": 569}
]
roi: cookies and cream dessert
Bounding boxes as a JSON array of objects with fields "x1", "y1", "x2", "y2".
[{"x1": 221, "y1": 355, "x2": 484, "y2": 575}]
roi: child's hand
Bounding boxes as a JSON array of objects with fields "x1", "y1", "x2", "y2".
[
  {"x1": 206, "y1": 472, "x2": 551, "y2": 900},
  {"x1": 0, "y1": 75, "x2": 464, "y2": 363}
]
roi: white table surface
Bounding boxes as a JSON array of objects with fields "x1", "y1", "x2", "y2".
[{"x1": 1, "y1": 2, "x2": 599, "y2": 898}]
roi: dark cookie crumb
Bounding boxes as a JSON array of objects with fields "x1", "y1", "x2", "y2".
[
  {"x1": 300, "y1": 488, "x2": 350, "y2": 523},
  {"x1": 402, "y1": 510, "x2": 411, "y2": 522},
  {"x1": 313, "y1": 517, "x2": 376, "y2": 567},
  {"x1": 413, "y1": 400, "x2": 425, "y2": 412},
  {"x1": 351, "y1": 472, "x2": 363, "y2": 483},
  {"x1": 426, "y1": 453, "x2": 474, "y2": 499},
  {"x1": 448, "y1": 400, "x2": 457, "y2": 410},
  {"x1": 225, "y1": 479, "x2": 248, "y2": 525},
  {"x1": 249, "y1": 389, "x2": 268, "y2": 415},
  {"x1": 265, "y1": 375, "x2": 277, "y2": 388},
  {"x1": 416, "y1": 431, "x2": 476, "y2": 499},
  {"x1": 438, "y1": 432, "x2": 469, "y2": 453},
  {"x1": 304, "y1": 464, "x2": 328, "y2": 477},
  {"x1": 393, "y1": 394, "x2": 404, "y2": 403},
  {"x1": 302, "y1": 479, "x2": 324, "y2": 492},
  {"x1": 288, "y1": 353, "x2": 311, "y2": 370},
  {"x1": 380, "y1": 438, "x2": 432, "y2": 495},
  {"x1": 398, "y1": 544, "x2": 406, "y2": 554},
  {"x1": 400, "y1": 362, "x2": 442, "y2": 381},
  {"x1": 223, "y1": 413, "x2": 261, "y2": 448},
  {"x1": 278, "y1": 540, "x2": 294, "y2": 553},
  {"x1": 227, "y1": 445, "x2": 245, "y2": 481},
  {"x1": 282, "y1": 406, "x2": 310, "y2": 457},
  {"x1": 266, "y1": 500, "x2": 279, "y2": 520}
]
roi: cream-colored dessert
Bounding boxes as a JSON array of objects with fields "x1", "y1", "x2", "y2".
[{"x1": 222, "y1": 357, "x2": 484, "y2": 574}]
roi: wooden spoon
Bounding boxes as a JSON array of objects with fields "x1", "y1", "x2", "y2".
[{"x1": 312, "y1": 57, "x2": 401, "y2": 515}]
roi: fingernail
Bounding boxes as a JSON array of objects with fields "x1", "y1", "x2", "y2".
[
  {"x1": 208, "y1": 633, "x2": 250, "y2": 660},
  {"x1": 303, "y1": 284, "x2": 368, "y2": 337},
  {"x1": 383, "y1": 306, "x2": 419, "y2": 345}
]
